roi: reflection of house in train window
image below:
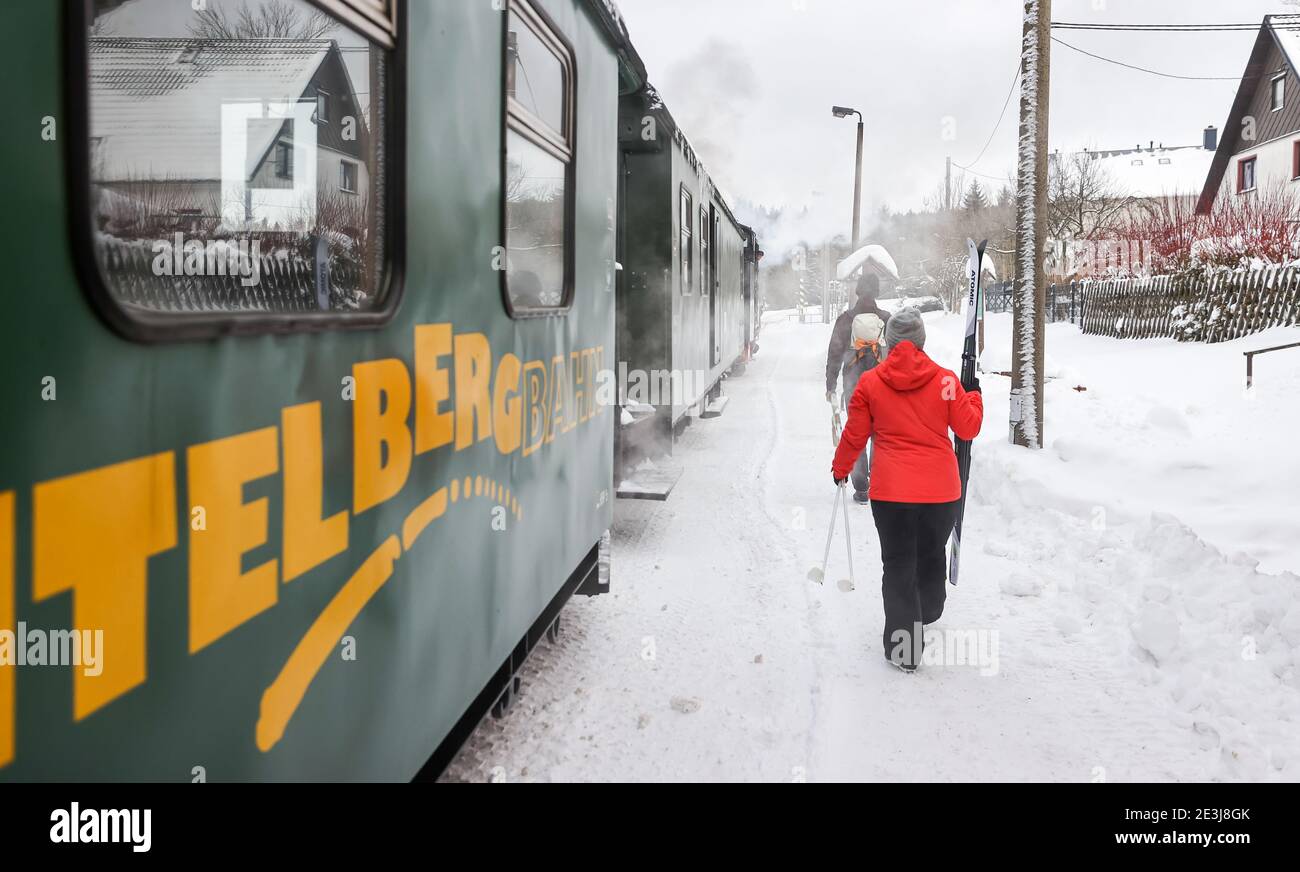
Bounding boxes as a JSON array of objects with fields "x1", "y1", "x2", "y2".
[
  {"x1": 88, "y1": 37, "x2": 370, "y2": 232},
  {"x1": 275, "y1": 141, "x2": 294, "y2": 179}
]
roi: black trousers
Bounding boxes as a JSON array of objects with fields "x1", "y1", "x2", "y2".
[{"x1": 869, "y1": 499, "x2": 960, "y2": 667}]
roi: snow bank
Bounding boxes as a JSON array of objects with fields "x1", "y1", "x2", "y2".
[{"x1": 927, "y1": 310, "x2": 1300, "y2": 780}]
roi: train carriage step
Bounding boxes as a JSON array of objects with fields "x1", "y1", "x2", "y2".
[
  {"x1": 700, "y1": 396, "x2": 729, "y2": 418},
  {"x1": 616, "y1": 462, "x2": 685, "y2": 501}
]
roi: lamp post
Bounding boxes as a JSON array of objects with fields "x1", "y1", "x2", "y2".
[{"x1": 832, "y1": 105, "x2": 864, "y2": 251}]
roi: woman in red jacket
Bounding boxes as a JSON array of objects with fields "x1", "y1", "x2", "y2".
[{"x1": 831, "y1": 307, "x2": 983, "y2": 672}]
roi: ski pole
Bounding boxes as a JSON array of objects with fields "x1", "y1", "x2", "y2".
[
  {"x1": 840, "y1": 482, "x2": 856, "y2": 591},
  {"x1": 809, "y1": 484, "x2": 842, "y2": 585}
]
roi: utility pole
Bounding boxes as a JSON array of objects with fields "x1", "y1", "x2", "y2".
[{"x1": 1011, "y1": 0, "x2": 1049, "y2": 449}]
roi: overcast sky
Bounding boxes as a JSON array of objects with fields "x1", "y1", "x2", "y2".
[{"x1": 618, "y1": 0, "x2": 1292, "y2": 246}]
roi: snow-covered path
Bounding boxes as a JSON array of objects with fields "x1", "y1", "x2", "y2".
[{"x1": 443, "y1": 313, "x2": 1300, "y2": 783}]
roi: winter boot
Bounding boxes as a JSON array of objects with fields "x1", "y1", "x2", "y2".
[{"x1": 885, "y1": 656, "x2": 917, "y2": 674}]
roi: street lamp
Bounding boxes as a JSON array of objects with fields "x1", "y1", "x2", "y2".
[{"x1": 832, "y1": 105, "x2": 864, "y2": 252}]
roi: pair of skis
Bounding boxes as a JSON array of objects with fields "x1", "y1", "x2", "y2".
[{"x1": 947, "y1": 238, "x2": 986, "y2": 586}]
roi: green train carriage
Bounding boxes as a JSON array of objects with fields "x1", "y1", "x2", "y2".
[
  {"x1": 0, "y1": 0, "x2": 647, "y2": 780},
  {"x1": 616, "y1": 87, "x2": 762, "y2": 485}
]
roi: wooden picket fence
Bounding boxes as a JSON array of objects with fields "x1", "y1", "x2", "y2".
[{"x1": 1073, "y1": 265, "x2": 1300, "y2": 342}]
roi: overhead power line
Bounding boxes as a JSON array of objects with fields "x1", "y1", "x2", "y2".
[
  {"x1": 954, "y1": 165, "x2": 1013, "y2": 183},
  {"x1": 954, "y1": 64, "x2": 1021, "y2": 174},
  {"x1": 953, "y1": 20, "x2": 1251, "y2": 182},
  {"x1": 1051, "y1": 21, "x2": 1300, "y2": 33},
  {"x1": 1050, "y1": 36, "x2": 1240, "y2": 81}
]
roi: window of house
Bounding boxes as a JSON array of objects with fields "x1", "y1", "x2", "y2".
[
  {"x1": 316, "y1": 88, "x2": 331, "y2": 123},
  {"x1": 339, "y1": 160, "x2": 358, "y2": 193},
  {"x1": 504, "y1": 0, "x2": 574, "y2": 314},
  {"x1": 680, "y1": 187, "x2": 693, "y2": 295},
  {"x1": 1239, "y1": 156, "x2": 1257, "y2": 192},
  {"x1": 699, "y1": 206, "x2": 710, "y2": 295},
  {"x1": 80, "y1": 0, "x2": 396, "y2": 329},
  {"x1": 1293, "y1": 141, "x2": 1300, "y2": 180},
  {"x1": 1272, "y1": 75, "x2": 1285, "y2": 112},
  {"x1": 1131, "y1": 159, "x2": 1144, "y2": 166},
  {"x1": 275, "y1": 141, "x2": 293, "y2": 179},
  {"x1": 1158, "y1": 158, "x2": 1171, "y2": 165}
]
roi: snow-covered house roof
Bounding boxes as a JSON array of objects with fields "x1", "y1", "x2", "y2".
[
  {"x1": 1268, "y1": 13, "x2": 1300, "y2": 71},
  {"x1": 1088, "y1": 145, "x2": 1216, "y2": 200},
  {"x1": 1197, "y1": 14, "x2": 1300, "y2": 212},
  {"x1": 88, "y1": 37, "x2": 346, "y2": 182}
]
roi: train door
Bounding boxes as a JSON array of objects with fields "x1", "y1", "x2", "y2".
[
  {"x1": 741, "y1": 233, "x2": 763, "y2": 362},
  {"x1": 614, "y1": 148, "x2": 627, "y2": 477},
  {"x1": 708, "y1": 205, "x2": 719, "y2": 367}
]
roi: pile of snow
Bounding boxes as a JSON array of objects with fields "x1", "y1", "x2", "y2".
[{"x1": 880, "y1": 295, "x2": 945, "y2": 314}]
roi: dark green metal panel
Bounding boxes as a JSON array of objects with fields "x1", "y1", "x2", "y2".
[{"x1": 0, "y1": 0, "x2": 616, "y2": 781}]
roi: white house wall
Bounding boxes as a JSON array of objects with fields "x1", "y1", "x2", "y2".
[{"x1": 1216, "y1": 134, "x2": 1300, "y2": 209}]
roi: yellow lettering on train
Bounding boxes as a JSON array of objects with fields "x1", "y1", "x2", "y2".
[
  {"x1": 547, "y1": 355, "x2": 567, "y2": 442},
  {"x1": 493, "y1": 353, "x2": 523, "y2": 455},
  {"x1": 589, "y1": 347, "x2": 603, "y2": 420},
  {"x1": 1, "y1": 491, "x2": 13, "y2": 767},
  {"x1": 32, "y1": 453, "x2": 177, "y2": 719},
  {"x1": 522, "y1": 359, "x2": 549, "y2": 457},
  {"x1": 188, "y1": 428, "x2": 279, "y2": 653},
  {"x1": 352, "y1": 359, "x2": 412, "y2": 514},
  {"x1": 571, "y1": 350, "x2": 588, "y2": 426},
  {"x1": 413, "y1": 323, "x2": 454, "y2": 454},
  {"x1": 453, "y1": 332, "x2": 493, "y2": 450},
  {"x1": 282, "y1": 402, "x2": 348, "y2": 584},
  {"x1": 4, "y1": 324, "x2": 616, "y2": 768}
]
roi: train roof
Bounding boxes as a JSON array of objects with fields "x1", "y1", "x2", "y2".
[{"x1": 582, "y1": 0, "x2": 648, "y2": 96}]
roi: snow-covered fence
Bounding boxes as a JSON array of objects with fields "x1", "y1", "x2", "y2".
[
  {"x1": 1076, "y1": 266, "x2": 1300, "y2": 342},
  {"x1": 97, "y1": 236, "x2": 367, "y2": 313}
]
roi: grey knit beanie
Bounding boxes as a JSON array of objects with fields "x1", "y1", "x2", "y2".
[{"x1": 884, "y1": 306, "x2": 926, "y2": 352}]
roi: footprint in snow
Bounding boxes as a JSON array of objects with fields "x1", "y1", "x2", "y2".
[{"x1": 670, "y1": 696, "x2": 701, "y2": 715}]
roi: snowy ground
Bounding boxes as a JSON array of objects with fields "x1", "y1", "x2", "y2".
[{"x1": 443, "y1": 311, "x2": 1300, "y2": 783}]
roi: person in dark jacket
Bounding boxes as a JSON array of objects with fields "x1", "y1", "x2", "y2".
[
  {"x1": 831, "y1": 307, "x2": 983, "y2": 672},
  {"x1": 825, "y1": 273, "x2": 891, "y2": 503},
  {"x1": 824, "y1": 273, "x2": 890, "y2": 401}
]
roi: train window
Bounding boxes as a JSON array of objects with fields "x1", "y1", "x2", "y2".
[
  {"x1": 504, "y1": 0, "x2": 574, "y2": 314},
  {"x1": 78, "y1": 0, "x2": 397, "y2": 330},
  {"x1": 680, "y1": 187, "x2": 693, "y2": 295},
  {"x1": 699, "y1": 206, "x2": 710, "y2": 296}
]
